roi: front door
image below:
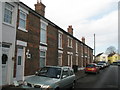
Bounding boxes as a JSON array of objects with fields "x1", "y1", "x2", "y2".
[
  {"x1": 2, "y1": 46, "x2": 9, "y2": 85},
  {"x1": 16, "y1": 47, "x2": 24, "y2": 81}
]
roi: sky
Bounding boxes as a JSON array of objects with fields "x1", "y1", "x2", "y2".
[{"x1": 20, "y1": 0, "x2": 118, "y2": 55}]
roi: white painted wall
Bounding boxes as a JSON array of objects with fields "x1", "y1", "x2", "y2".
[{"x1": 2, "y1": 2, "x2": 18, "y2": 85}]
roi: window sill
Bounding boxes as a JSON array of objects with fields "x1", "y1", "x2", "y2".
[
  {"x1": 58, "y1": 47, "x2": 63, "y2": 50},
  {"x1": 40, "y1": 42, "x2": 47, "y2": 46},
  {"x1": 3, "y1": 22, "x2": 14, "y2": 28},
  {"x1": 18, "y1": 27, "x2": 28, "y2": 32},
  {"x1": 76, "y1": 52, "x2": 78, "y2": 54},
  {"x1": 68, "y1": 46, "x2": 73, "y2": 48}
]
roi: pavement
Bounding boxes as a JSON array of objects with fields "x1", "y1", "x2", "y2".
[{"x1": 75, "y1": 67, "x2": 87, "y2": 80}]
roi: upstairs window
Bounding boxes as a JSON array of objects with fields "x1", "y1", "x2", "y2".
[
  {"x1": 58, "y1": 32, "x2": 63, "y2": 49},
  {"x1": 76, "y1": 42, "x2": 78, "y2": 53},
  {"x1": 4, "y1": 3, "x2": 13, "y2": 24},
  {"x1": 68, "y1": 37, "x2": 72, "y2": 48},
  {"x1": 40, "y1": 22, "x2": 47, "y2": 44},
  {"x1": 19, "y1": 10, "x2": 27, "y2": 29}
]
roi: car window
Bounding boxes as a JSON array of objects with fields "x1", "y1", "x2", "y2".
[
  {"x1": 70, "y1": 70, "x2": 74, "y2": 76},
  {"x1": 86, "y1": 64, "x2": 95, "y2": 68},
  {"x1": 62, "y1": 68, "x2": 69, "y2": 78},
  {"x1": 37, "y1": 67, "x2": 61, "y2": 79}
]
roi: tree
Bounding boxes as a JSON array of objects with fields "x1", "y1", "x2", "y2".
[{"x1": 105, "y1": 46, "x2": 117, "y2": 55}]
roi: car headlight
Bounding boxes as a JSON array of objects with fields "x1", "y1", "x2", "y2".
[{"x1": 41, "y1": 85, "x2": 51, "y2": 90}]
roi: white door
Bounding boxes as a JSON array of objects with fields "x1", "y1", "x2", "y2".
[
  {"x1": 16, "y1": 47, "x2": 24, "y2": 81},
  {"x1": 2, "y1": 47, "x2": 9, "y2": 85}
]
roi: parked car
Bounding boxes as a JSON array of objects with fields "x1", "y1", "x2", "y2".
[
  {"x1": 18, "y1": 66, "x2": 76, "y2": 90},
  {"x1": 85, "y1": 63, "x2": 100, "y2": 74},
  {"x1": 112, "y1": 61, "x2": 120, "y2": 66},
  {"x1": 97, "y1": 63, "x2": 106, "y2": 69},
  {"x1": 117, "y1": 62, "x2": 120, "y2": 66},
  {"x1": 112, "y1": 62, "x2": 118, "y2": 65},
  {"x1": 99, "y1": 61, "x2": 110, "y2": 67}
]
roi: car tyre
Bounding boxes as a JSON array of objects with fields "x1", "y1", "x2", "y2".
[
  {"x1": 70, "y1": 80, "x2": 76, "y2": 90},
  {"x1": 55, "y1": 87, "x2": 59, "y2": 90}
]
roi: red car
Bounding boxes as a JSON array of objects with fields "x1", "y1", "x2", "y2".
[{"x1": 85, "y1": 63, "x2": 100, "y2": 74}]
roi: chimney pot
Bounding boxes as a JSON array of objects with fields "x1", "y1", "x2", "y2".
[
  {"x1": 67, "y1": 25, "x2": 73, "y2": 35},
  {"x1": 82, "y1": 37, "x2": 85, "y2": 43},
  {"x1": 35, "y1": 0, "x2": 46, "y2": 16}
]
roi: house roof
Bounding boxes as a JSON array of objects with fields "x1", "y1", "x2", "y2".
[
  {"x1": 16, "y1": 2, "x2": 93, "y2": 50},
  {"x1": 108, "y1": 53, "x2": 116, "y2": 57},
  {"x1": 96, "y1": 53, "x2": 103, "y2": 57}
]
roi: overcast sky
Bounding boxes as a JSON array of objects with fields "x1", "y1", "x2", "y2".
[{"x1": 20, "y1": 0, "x2": 118, "y2": 55}]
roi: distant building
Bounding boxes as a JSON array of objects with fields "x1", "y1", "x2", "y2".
[
  {"x1": 108, "y1": 53, "x2": 119, "y2": 64},
  {"x1": 95, "y1": 53, "x2": 108, "y2": 63}
]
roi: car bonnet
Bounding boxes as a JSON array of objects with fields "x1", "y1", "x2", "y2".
[{"x1": 25, "y1": 75, "x2": 59, "y2": 85}]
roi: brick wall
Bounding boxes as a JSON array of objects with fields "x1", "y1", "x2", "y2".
[
  {"x1": 15, "y1": 11, "x2": 40, "y2": 76},
  {"x1": 46, "y1": 25, "x2": 58, "y2": 66}
]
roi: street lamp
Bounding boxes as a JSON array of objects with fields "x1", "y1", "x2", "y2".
[{"x1": 94, "y1": 34, "x2": 96, "y2": 62}]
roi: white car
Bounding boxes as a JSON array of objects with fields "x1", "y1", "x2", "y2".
[{"x1": 97, "y1": 63, "x2": 106, "y2": 69}]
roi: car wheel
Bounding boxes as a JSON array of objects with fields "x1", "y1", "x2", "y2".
[
  {"x1": 70, "y1": 80, "x2": 76, "y2": 89},
  {"x1": 55, "y1": 87, "x2": 59, "y2": 90}
]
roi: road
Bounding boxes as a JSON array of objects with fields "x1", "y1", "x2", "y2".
[{"x1": 75, "y1": 65, "x2": 119, "y2": 89}]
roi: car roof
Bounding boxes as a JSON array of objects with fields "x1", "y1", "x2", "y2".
[
  {"x1": 45, "y1": 66, "x2": 72, "y2": 69},
  {"x1": 88, "y1": 63, "x2": 96, "y2": 65}
]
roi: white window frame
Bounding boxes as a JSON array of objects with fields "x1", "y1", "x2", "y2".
[
  {"x1": 76, "y1": 42, "x2": 78, "y2": 53},
  {"x1": 67, "y1": 36, "x2": 73, "y2": 48},
  {"x1": 58, "y1": 31, "x2": 63, "y2": 49},
  {"x1": 40, "y1": 50, "x2": 46, "y2": 68},
  {"x1": 58, "y1": 53, "x2": 62, "y2": 66},
  {"x1": 40, "y1": 20, "x2": 48, "y2": 45},
  {"x1": 18, "y1": 9, "x2": 28, "y2": 32},
  {"x1": 4, "y1": 3, "x2": 13, "y2": 25},
  {"x1": 67, "y1": 52, "x2": 73, "y2": 67},
  {"x1": 76, "y1": 54, "x2": 78, "y2": 65}
]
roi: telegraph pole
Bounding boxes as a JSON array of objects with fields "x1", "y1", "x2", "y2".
[{"x1": 94, "y1": 34, "x2": 96, "y2": 62}]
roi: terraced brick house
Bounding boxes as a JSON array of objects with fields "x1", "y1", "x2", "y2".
[{"x1": 1, "y1": 0, "x2": 93, "y2": 86}]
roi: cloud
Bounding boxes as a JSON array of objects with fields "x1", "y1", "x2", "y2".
[
  {"x1": 74, "y1": 10, "x2": 118, "y2": 54},
  {"x1": 20, "y1": 0, "x2": 118, "y2": 54}
]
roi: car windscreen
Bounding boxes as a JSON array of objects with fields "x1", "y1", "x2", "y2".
[
  {"x1": 97, "y1": 63, "x2": 104, "y2": 65},
  {"x1": 86, "y1": 64, "x2": 95, "y2": 68},
  {"x1": 37, "y1": 67, "x2": 61, "y2": 79}
]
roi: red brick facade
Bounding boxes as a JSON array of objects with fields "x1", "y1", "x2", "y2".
[{"x1": 14, "y1": 1, "x2": 93, "y2": 78}]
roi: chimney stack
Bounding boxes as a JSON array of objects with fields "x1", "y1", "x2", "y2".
[
  {"x1": 67, "y1": 25, "x2": 73, "y2": 35},
  {"x1": 34, "y1": 0, "x2": 46, "y2": 17},
  {"x1": 82, "y1": 37, "x2": 85, "y2": 43}
]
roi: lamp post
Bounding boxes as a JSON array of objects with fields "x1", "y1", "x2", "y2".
[{"x1": 94, "y1": 34, "x2": 96, "y2": 62}]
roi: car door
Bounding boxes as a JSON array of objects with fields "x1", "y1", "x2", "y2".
[{"x1": 59, "y1": 68, "x2": 71, "y2": 88}]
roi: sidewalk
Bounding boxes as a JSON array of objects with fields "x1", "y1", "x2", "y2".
[{"x1": 75, "y1": 67, "x2": 87, "y2": 80}]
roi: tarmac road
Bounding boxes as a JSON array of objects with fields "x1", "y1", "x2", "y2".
[{"x1": 75, "y1": 65, "x2": 119, "y2": 89}]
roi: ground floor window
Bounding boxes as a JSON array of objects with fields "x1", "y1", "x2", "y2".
[
  {"x1": 76, "y1": 55, "x2": 78, "y2": 65},
  {"x1": 58, "y1": 53, "x2": 62, "y2": 66},
  {"x1": 68, "y1": 54, "x2": 72, "y2": 67},
  {"x1": 40, "y1": 50, "x2": 46, "y2": 68}
]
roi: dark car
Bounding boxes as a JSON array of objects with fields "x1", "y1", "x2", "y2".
[{"x1": 85, "y1": 63, "x2": 100, "y2": 74}]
